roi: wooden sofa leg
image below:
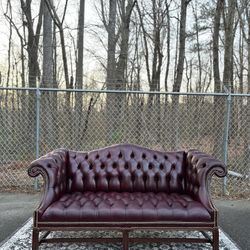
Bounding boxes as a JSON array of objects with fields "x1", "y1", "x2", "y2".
[
  {"x1": 122, "y1": 230, "x2": 129, "y2": 250},
  {"x1": 32, "y1": 228, "x2": 39, "y2": 250},
  {"x1": 212, "y1": 228, "x2": 219, "y2": 250}
]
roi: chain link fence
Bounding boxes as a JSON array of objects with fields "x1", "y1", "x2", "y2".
[{"x1": 0, "y1": 87, "x2": 249, "y2": 197}]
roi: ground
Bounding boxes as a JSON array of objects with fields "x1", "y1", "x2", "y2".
[{"x1": 0, "y1": 192, "x2": 249, "y2": 250}]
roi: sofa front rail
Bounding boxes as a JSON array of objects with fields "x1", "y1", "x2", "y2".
[{"x1": 32, "y1": 227, "x2": 219, "y2": 250}]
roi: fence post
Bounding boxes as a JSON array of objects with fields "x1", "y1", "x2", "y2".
[
  {"x1": 222, "y1": 93, "x2": 232, "y2": 195},
  {"x1": 34, "y1": 87, "x2": 41, "y2": 190}
]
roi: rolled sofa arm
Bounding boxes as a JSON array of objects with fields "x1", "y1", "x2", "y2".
[
  {"x1": 28, "y1": 148, "x2": 68, "y2": 218},
  {"x1": 186, "y1": 150, "x2": 227, "y2": 214}
]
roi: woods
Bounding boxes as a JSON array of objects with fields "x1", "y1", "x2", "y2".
[
  {"x1": 1, "y1": 0, "x2": 250, "y2": 152},
  {"x1": 1, "y1": 0, "x2": 250, "y2": 150},
  {"x1": 0, "y1": 0, "x2": 249, "y2": 94},
  {"x1": 1, "y1": 0, "x2": 250, "y2": 196}
]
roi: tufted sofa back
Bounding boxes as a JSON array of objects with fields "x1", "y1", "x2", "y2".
[{"x1": 66, "y1": 144, "x2": 186, "y2": 194}]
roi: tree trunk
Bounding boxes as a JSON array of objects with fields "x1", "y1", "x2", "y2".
[
  {"x1": 171, "y1": 0, "x2": 191, "y2": 149},
  {"x1": 114, "y1": 0, "x2": 135, "y2": 141},
  {"x1": 213, "y1": 0, "x2": 224, "y2": 159},
  {"x1": 41, "y1": 0, "x2": 54, "y2": 149},
  {"x1": 244, "y1": 5, "x2": 250, "y2": 179},
  {"x1": 223, "y1": 0, "x2": 237, "y2": 91},
  {"x1": 192, "y1": 1, "x2": 202, "y2": 92},
  {"x1": 45, "y1": 0, "x2": 70, "y2": 105},
  {"x1": 104, "y1": 0, "x2": 117, "y2": 143},
  {"x1": 164, "y1": 3, "x2": 171, "y2": 96},
  {"x1": 173, "y1": 0, "x2": 191, "y2": 93},
  {"x1": 21, "y1": 0, "x2": 43, "y2": 154},
  {"x1": 75, "y1": 0, "x2": 85, "y2": 148}
]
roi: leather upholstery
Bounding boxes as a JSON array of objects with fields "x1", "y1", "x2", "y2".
[
  {"x1": 67, "y1": 145, "x2": 186, "y2": 194},
  {"x1": 28, "y1": 149, "x2": 68, "y2": 215},
  {"x1": 28, "y1": 144, "x2": 226, "y2": 224},
  {"x1": 186, "y1": 150, "x2": 227, "y2": 214},
  {"x1": 41, "y1": 192, "x2": 212, "y2": 222}
]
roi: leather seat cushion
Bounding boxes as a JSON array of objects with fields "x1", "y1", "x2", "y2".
[{"x1": 41, "y1": 192, "x2": 212, "y2": 222}]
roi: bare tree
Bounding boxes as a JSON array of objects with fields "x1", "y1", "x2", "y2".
[
  {"x1": 137, "y1": 1, "x2": 169, "y2": 93},
  {"x1": 21, "y1": 0, "x2": 43, "y2": 88},
  {"x1": 114, "y1": 0, "x2": 136, "y2": 136},
  {"x1": 5, "y1": 0, "x2": 12, "y2": 88},
  {"x1": 212, "y1": 0, "x2": 224, "y2": 159},
  {"x1": 99, "y1": 0, "x2": 117, "y2": 142},
  {"x1": 75, "y1": 0, "x2": 85, "y2": 147},
  {"x1": 101, "y1": 0, "x2": 117, "y2": 89},
  {"x1": 45, "y1": 0, "x2": 70, "y2": 105},
  {"x1": 115, "y1": 0, "x2": 136, "y2": 89},
  {"x1": 171, "y1": 0, "x2": 191, "y2": 149},
  {"x1": 20, "y1": 0, "x2": 43, "y2": 153},
  {"x1": 75, "y1": 0, "x2": 85, "y2": 92},
  {"x1": 191, "y1": 0, "x2": 202, "y2": 92},
  {"x1": 238, "y1": 0, "x2": 250, "y2": 179},
  {"x1": 41, "y1": 0, "x2": 55, "y2": 148},
  {"x1": 213, "y1": 0, "x2": 224, "y2": 93},
  {"x1": 99, "y1": 0, "x2": 135, "y2": 142},
  {"x1": 223, "y1": 0, "x2": 237, "y2": 92},
  {"x1": 164, "y1": 1, "x2": 171, "y2": 95},
  {"x1": 173, "y1": 0, "x2": 191, "y2": 93},
  {"x1": 42, "y1": 0, "x2": 53, "y2": 89}
]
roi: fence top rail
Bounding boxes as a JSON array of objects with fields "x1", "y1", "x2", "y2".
[{"x1": 1, "y1": 86, "x2": 250, "y2": 97}]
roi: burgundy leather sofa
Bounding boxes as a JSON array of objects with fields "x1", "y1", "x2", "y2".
[{"x1": 28, "y1": 144, "x2": 226, "y2": 250}]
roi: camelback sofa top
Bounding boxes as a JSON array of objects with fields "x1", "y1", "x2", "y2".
[{"x1": 28, "y1": 144, "x2": 226, "y2": 250}]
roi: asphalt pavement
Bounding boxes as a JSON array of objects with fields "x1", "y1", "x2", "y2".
[{"x1": 0, "y1": 193, "x2": 249, "y2": 249}]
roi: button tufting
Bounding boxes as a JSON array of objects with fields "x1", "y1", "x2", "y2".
[
  {"x1": 42, "y1": 192, "x2": 212, "y2": 222},
  {"x1": 66, "y1": 148, "x2": 186, "y2": 194}
]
